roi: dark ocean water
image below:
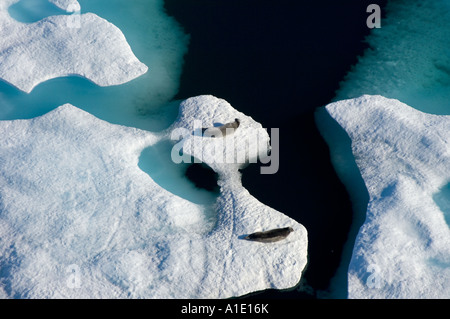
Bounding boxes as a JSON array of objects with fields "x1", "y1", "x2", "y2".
[{"x1": 164, "y1": 0, "x2": 388, "y2": 298}]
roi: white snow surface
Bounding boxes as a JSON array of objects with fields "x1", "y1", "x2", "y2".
[
  {"x1": 48, "y1": 0, "x2": 80, "y2": 12},
  {"x1": 325, "y1": 95, "x2": 450, "y2": 298},
  {"x1": 0, "y1": 0, "x2": 147, "y2": 93},
  {"x1": 0, "y1": 95, "x2": 307, "y2": 298}
]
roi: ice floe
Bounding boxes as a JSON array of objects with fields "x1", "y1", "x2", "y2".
[
  {"x1": 0, "y1": 0, "x2": 147, "y2": 93},
  {"x1": 0, "y1": 95, "x2": 307, "y2": 298},
  {"x1": 325, "y1": 95, "x2": 450, "y2": 298}
]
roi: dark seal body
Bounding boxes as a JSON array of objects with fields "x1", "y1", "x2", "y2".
[
  {"x1": 244, "y1": 227, "x2": 294, "y2": 243},
  {"x1": 203, "y1": 118, "x2": 240, "y2": 137}
]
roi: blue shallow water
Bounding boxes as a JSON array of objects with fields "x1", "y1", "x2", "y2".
[
  {"x1": 433, "y1": 183, "x2": 450, "y2": 229},
  {"x1": 138, "y1": 140, "x2": 219, "y2": 207},
  {"x1": 8, "y1": 0, "x2": 69, "y2": 23},
  {"x1": 335, "y1": 0, "x2": 450, "y2": 116}
]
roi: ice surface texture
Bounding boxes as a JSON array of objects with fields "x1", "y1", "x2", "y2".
[
  {"x1": 0, "y1": 95, "x2": 307, "y2": 298},
  {"x1": 325, "y1": 95, "x2": 450, "y2": 298},
  {"x1": 0, "y1": 0, "x2": 147, "y2": 93}
]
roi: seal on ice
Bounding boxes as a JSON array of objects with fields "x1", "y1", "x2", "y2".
[
  {"x1": 202, "y1": 118, "x2": 240, "y2": 137},
  {"x1": 243, "y1": 227, "x2": 294, "y2": 243}
]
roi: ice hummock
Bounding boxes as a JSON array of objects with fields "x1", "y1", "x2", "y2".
[
  {"x1": 0, "y1": 95, "x2": 307, "y2": 298},
  {"x1": 324, "y1": 95, "x2": 450, "y2": 298},
  {"x1": 0, "y1": 0, "x2": 148, "y2": 93}
]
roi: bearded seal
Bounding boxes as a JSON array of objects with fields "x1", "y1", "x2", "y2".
[
  {"x1": 203, "y1": 118, "x2": 240, "y2": 137},
  {"x1": 243, "y1": 227, "x2": 294, "y2": 243}
]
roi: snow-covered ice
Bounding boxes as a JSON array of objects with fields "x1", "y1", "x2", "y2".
[
  {"x1": 324, "y1": 95, "x2": 450, "y2": 298},
  {"x1": 48, "y1": 0, "x2": 80, "y2": 12},
  {"x1": 168, "y1": 95, "x2": 273, "y2": 175},
  {"x1": 0, "y1": 95, "x2": 307, "y2": 298},
  {"x1": 0, "y1": 0, "x2": 147, "y2": 93}
]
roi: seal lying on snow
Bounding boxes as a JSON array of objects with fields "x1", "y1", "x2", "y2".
[
  {"x1": 202, "y1": 118, "x2": 240, "y2": 137},
  {"x1": 243, "y1": 227, "x2": 294, "y2": 243}
]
